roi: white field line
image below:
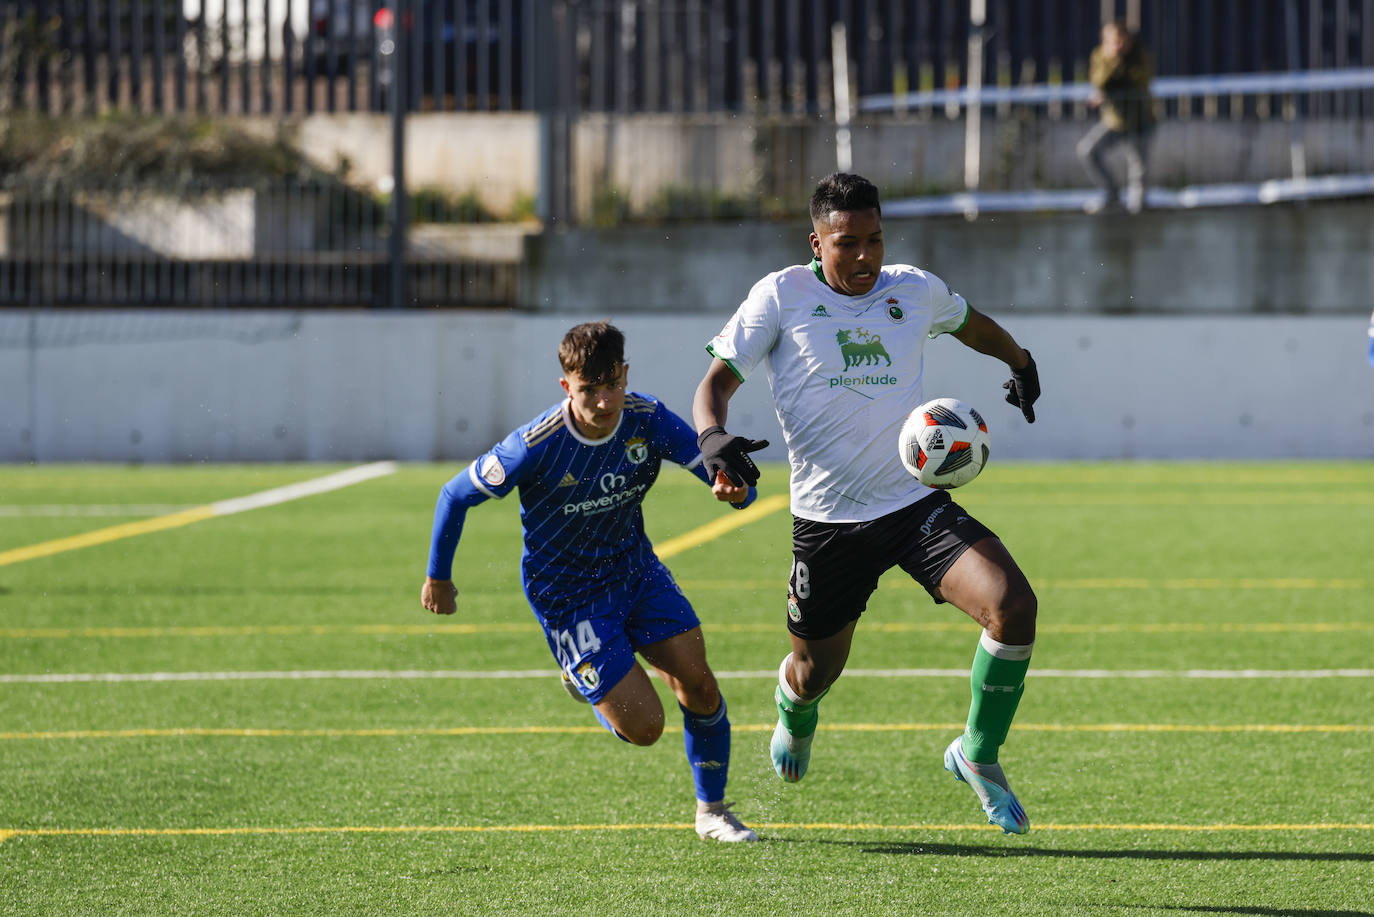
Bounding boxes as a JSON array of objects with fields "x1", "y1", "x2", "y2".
[
  {"x1": 0, "y1": 462, "x2": 399, "y2": 568},
  {"x1": 3, "y1": 666, "x2": 1372, "y2": 684},
  {"x1": 207, "y1": 462, "x2": 399, "y2": 516}
]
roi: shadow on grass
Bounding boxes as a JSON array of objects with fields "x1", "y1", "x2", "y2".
[
  {"x1": 1140, "y1": 906, "x2": 1373, "y2": 917},
  {"x1": 806, "y1": 839, "x2": 1374, "y2": 865}
]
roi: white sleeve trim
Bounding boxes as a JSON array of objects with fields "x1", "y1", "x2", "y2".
[{"x1": 467, "y1": 462, "x2": 503, "y2": 500}]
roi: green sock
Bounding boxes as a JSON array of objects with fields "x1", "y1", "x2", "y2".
[
  {"x1": 775, "y1": 654, "x2": 830, "y2": 738},
  {"x1": 962, "y1": 632, "x2": 1033, "y2": 765}
]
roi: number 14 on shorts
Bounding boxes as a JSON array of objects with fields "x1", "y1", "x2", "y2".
[{"x1": 552, "y1": 620, "x2": 604, "y2": 670}]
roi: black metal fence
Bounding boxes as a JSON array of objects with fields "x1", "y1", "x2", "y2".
[
  {"x1": 0, "y1": 179, "x2": 519, "y2": 306},
  {"x1": 2, "y1": 1, "x2": 1373, "y2": 308},
  {"x1": 2, "y1": 0, "x2": 1371, "y2": 116}
]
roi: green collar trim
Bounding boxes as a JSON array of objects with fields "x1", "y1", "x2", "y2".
[{"x1": 809, "y1": 258, "x2": 830, "y2": 289}]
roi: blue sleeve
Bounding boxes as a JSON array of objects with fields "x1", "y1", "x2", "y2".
[
  {"x1": 655, "y1": 400, "x2": 757, "y2": 510},
  {"x1": 425, "y1": 466, "x2": 491, "y2": 580}
]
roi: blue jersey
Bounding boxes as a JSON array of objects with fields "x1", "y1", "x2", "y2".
[{"x1": 427, "y1": 392, "x2": 755, "y2": 615}]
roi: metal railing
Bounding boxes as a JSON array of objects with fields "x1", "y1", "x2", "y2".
[
  {"x1": 0, "y1": 179, "x2": 519, "y2": 307},
  {"x1": 3, "y1": 1, "x2": 1372, "y2": 116},
  {"x1": 3, "y1": 2, "x2": 1374, "y2": 308}
]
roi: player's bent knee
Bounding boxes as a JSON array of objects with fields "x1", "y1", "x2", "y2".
[
  {"x1": 623, "y1": 715, "x2": 666, "y2": 747},
  {"x1": 988, "y1": 588, "x2": 1037, "y2": 642},
  {"x1": 610, "y1": 698, "x2": 666, "y2": 746}
]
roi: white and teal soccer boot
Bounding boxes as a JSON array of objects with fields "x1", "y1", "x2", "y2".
[
  {"x1": 943, "y1": 737, "x2": 1030, "y2": 835},
  {"x1": 770, "y1": 717, "x2": 814, "y2": 783}
]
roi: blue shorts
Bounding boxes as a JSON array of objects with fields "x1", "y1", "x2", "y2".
[{"x1": 532, "y1": 559, "x2": 699, "y2": 704}]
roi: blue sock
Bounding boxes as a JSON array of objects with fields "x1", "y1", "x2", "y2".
[
  {"x1": 593, "y1": 706, "x2": 630, "y2": 743},
  {"x1": 681, "y1": 697, "x2": 731, "y2": 803}
]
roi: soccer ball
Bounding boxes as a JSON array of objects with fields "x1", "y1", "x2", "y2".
[{"x1": 897, "y1": 398, "x2": 991, "y2": 489}]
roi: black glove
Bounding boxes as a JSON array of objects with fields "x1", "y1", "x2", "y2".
[
  {"x1": 1002, "y1": 351, "x2": 1040, "y2": 423},
  {"x1": 697, "y1": 426, "x2": 770, "y2": 488}
]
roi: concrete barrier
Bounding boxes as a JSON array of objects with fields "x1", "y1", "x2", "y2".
[
  {"x1": 521, "y1": 204, "x2": 1374, "y2": 316},
  {"x1": 2, "y1": 310, "x2": 1370, "y2": 462}
]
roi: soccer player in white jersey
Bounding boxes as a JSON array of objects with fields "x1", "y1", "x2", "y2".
[
  {"x1": 692, "y1": 173, "x2": 1042, "y2": 835},
  {"x1": 423, "y1": 322, "x2": 760, "y2": 842}
]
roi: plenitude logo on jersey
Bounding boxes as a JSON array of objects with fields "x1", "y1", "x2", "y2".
[
  {"x1": 561, "y1": 469, "x2": 649, "y2": 516},
  {"x1": 828, "y1": 325, "x2": 899, "y2": 389}
]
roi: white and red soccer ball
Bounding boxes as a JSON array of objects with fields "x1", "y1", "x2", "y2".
[{"x1": 898, "y1": 397, "x2": 991, "y2": 489}]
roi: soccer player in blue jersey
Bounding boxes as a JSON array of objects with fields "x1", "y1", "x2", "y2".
[{"x1": 422, "y1": 321, "x2": 761, "y2": 842}]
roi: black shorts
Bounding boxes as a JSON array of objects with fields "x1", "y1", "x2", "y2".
[{"x1": 786, "y1": 490, "x2": 997, "y2": 641}]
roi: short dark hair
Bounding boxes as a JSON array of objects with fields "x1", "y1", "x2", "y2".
[
  {"x1": 810, "y1": 172, "x2": 882, "y2": 224},
  {"x1": 559, "y1": 321, "x2": 625, "y2": 384}
]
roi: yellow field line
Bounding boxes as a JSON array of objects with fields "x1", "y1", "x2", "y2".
[
  {"x1": 0, "y1": 507, "x2": 217, "y2": 567},
  {"x1": 0, "y1": 462, "x2": 397, "y2": 568},
  {"x1": 0, "y1": 477, "x2": 773, "y2": 569},
  {"x1": 655, "y1": 494, "x2": 790, "y2": 558},
  {"x1": 5, "y1": 722, "x2": 1369, "y2": 741},
  {"x1": 6, "y1": 618, "x2": 1371, "y2": 640},
  {"x1": 2, "y1": 821, "x2": 1370, "y2": 844}
]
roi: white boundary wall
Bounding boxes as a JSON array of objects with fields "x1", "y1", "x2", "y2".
[{"x1": 2, "y1": 311, "x2": 1372, "y2": 462}]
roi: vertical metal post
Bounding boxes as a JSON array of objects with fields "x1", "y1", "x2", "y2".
[
  {"x1": 261, "y1": 0, "x2": 273, "y2": 113},
  {"x1": 282, "y1": 0, "x2": 294, "y2": 114},
  {"x1": 389, "y1": 0, "x2": 408, "y2": 307},
  {"x1": 238, "y1": 0, "x2": 249, "y2": 110},
  {"x1": 131, "y1": 0, "x2": 144, "y2": 108},
  {"x1": 831, "y1": 22, "x2": 852, "y2": 172},
  {"x1": 152, "y1": 0, "x2": 166, "y2": 112},
  {"x1": 964, "y1": 0, "x2": 986, "y2": 197},
  {"x1": 1284, "y1": 0, "x2": 1306, "y2": 182},
  {"x1": 533, "y1": 0, "x2": 568, "y2": 226}
]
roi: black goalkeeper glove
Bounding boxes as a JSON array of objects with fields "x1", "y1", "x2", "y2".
[
  {"x1": 1002, "y1": 351, "x2": 1040, "y2": 423},
  {"x1": 697, "y1": 426, "x2": 770, "y2": 488}
]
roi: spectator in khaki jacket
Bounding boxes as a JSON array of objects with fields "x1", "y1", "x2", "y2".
[{"x1": 1077, "y1": 19, "x2": 1155, "y2": 214}]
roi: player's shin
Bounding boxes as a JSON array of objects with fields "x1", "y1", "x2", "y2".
[
  {"x1": 962, "y1": 631, "x2": 1033, "y2": 764},
  {"x1": 775, "y1": 654, "x2": 830, "y2": 732},
  {"x1": 681, "y1": 698, "x2": 731, "y2": 803}
]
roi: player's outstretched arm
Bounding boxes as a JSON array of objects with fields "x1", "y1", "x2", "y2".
[
  {"x1": 421, "y1": 577, "x2": 458, "y2": 615},
  {"x1": 693, "y1": 359, "x2": 769, "y2": 486},
  {"x1": 423, "y1": 468, "x2": 492, "y2": 616},
  {"x1": 951, "y1": 308, "x2": 1040, "y2": 423}
]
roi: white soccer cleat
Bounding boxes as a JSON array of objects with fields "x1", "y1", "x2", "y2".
[
  {"x1": 695, "y1": 802, "x2": 759, "y2": 842},
  {"x1": 943, "y1": 737, "x2": 1030, "y2": 835},
  {"x1": 560, "y1": 670, "x2": 590, "y2": 703}
]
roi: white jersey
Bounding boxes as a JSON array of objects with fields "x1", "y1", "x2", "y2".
[{"x1": 707, "y1": 261, "x2": 970, "y2": 523}]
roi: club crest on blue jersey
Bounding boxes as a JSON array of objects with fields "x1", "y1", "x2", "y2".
[
  {"x1": 625, "y1": 437, "x2": 649, "y2": 464},
  {"x1": 577, "y1": 661, "x2": 601, "y2": 689}
]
